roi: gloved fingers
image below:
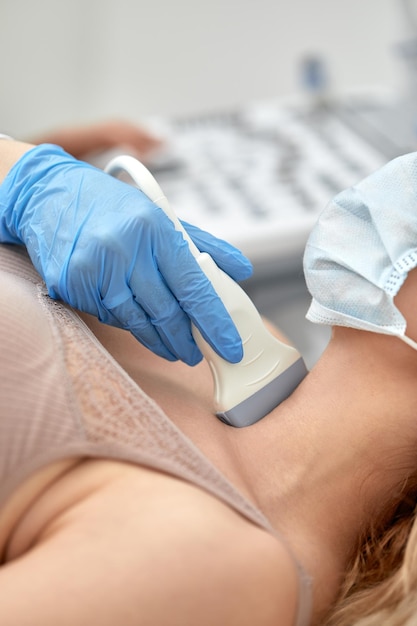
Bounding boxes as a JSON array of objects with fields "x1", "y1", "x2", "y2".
[
  {"x1": 104, "y1": 280, "x2": 204, "y2": 366},
  {"x1": 181, "y1": 220, "x2": 253, "y2": 282},
  {"x1": 111, "y1": 311, "x2": 178, "y2": 362},
  {"x1": 185, "y1": 285, "x2": 244, "y2": 364},
  {"x1": 153, "y1": 238, "x2": 244, "y2": 364},
  {"x1": 61, "y1": 246, "x2": 200, "y2": 364},
  {"x1": 122, "y1": 209, "x2": 244, "y2": 364},
  {"x1": 101, "y1": 288, "x2": 203, "y2": 365}
]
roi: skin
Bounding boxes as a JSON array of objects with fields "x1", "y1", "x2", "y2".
[
  {"x1": 27, "y1": 119, "x2": 164, "y2": 160},
  {"x1": 1, "y1": 140, "x2": 417, "y2": 625}
]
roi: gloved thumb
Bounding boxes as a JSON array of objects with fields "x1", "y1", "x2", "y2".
[{"x1": 181, "y1": 221, "x2": 253, "y2": 283}]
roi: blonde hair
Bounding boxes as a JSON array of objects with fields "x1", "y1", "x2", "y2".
[{"x1": 324, "y1": 483, "x2": 417, "y2": 626}]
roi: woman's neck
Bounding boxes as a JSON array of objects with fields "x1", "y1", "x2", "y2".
[{"x1": 234, "y1": 327, "x2": 417, "y2": 617}]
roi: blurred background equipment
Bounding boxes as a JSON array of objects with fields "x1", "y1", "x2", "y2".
[{"x1": 142, "y1": 87, "x2": 402, "y2": 276}]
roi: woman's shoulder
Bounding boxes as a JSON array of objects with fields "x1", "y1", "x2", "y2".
[{"x1": 0, "y1": 458, "x2": 300, "y2": 626}]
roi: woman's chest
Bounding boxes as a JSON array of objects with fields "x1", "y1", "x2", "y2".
[{"x1": 79, "y1": 312, "x2": 259, "y2": 504}]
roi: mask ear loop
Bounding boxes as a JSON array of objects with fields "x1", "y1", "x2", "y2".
[{"x1": 398, "y1": 333, "x2": 417, "y2": 352}]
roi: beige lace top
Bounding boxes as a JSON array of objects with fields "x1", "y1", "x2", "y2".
[{"x1": 0, "y1": 244, "x2": 312, "y2": 626}]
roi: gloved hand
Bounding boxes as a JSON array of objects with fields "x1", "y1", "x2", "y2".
[{"x1": 0, "y1": 143, "x2": 253, "y2": 365}]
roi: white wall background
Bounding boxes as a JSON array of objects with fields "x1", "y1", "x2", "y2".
[{"x1": 0, "y1": 0, "x2": 408, "y2": 138}]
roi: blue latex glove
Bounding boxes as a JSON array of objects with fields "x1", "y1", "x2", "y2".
[{"x1": 0, "y1": 144, "x2": 253, "y2": 365}]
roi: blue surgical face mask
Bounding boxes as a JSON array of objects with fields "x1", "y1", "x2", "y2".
[{"x1": 303, "y1": 152, "x2": 417, "y2": 351}]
